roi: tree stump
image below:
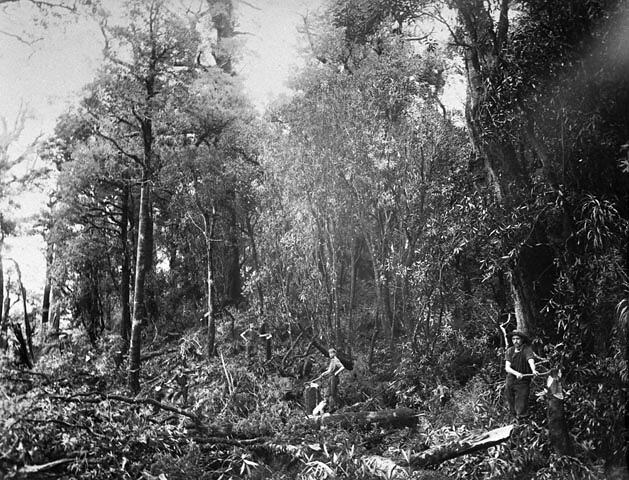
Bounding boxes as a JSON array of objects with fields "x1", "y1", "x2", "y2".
[
  {"x1": 545, "y1": 369, "x2": 572, "y2": 455},
  {"x1": 329, "y1": 374, "x2": 339, "y2": 411},
  {"x1": 304, "y1": 383, "x2": 321, "y2": 414}
]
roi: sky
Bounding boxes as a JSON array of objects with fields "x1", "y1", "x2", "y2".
[{"x1": 0, "y1": 0, "x2": 321, "y2": 144}]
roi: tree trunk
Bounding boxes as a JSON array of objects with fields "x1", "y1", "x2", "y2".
[
  {"x1": 259, "y1": 321, "x2": 271, "y2": 361},
  {"x1": 41, "y1": 243, "x2": 53, "y2": 330},
  {"x1": 304, "y1": 384, "x2": 321, "y2": 414},
  {"x1": 2, "y1": 283, "x2": 10, "y2": 351},
  {"x1": 347, "y1": 237, "x2": 359, "y2": 355},
  {"x1": 128, "y1": 179, "x2": 151, "y2": 393},
  {"x1": 226, "y1": 234, "x2": 241, "y2": 306},
  {"x1": 144, "y1": 208, "x2": 157, "y2": 325},
  {"x1": 367, "y1": 322, "x2": 379, "y2": 371},
  {"x1": 12, "y1": 260, "x2": 34, "y2": 362},
  {"x1": 120, "y1": 182, "x2": 132, "y2": 347},
  {"x1": 11, "y1": 322, "x2": 32, "y2": 369},
  {"x1": 509, "y1": 268, "x2": 535, "y2": 333},
  {"x1": 0, "y1": 249, "x2": 4, "y2": 350},
  {"x1": 545, "y1": 369, "x2": 573, "y2": 455},
  {"x1": 454, "y1": 0, "x2": 539, "y2": 336},
  {"x1": 211, "y1": 0, "x2": 235, "y2": 74},
  {"x1": 246, "y1": 216, "x2": 264, "y2": 314},
  {"x1": 368, "y1": 240, "x2": 391, "y2": 337},
  {"x1": 22, "y1": 285, "x2": 33, "y2": 359},
  {"x1": 205, "y1": 208, "x2": 217, "y2": 358},
  {"x1": 50, "y1": 297, "x2": 60, "y2": 335}
]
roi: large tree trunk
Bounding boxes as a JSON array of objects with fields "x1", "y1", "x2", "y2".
[
  {"x1": 128, "y1": 179, "x2": 151, "y2": 393},
  {"x1": 454, "y1": 0, "x2": 540, "y2": 334},
  {"x1": 509, "y1": 267, "x2": 536, "y2": 333}
]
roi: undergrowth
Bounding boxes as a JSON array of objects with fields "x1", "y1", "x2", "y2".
[{"x1": 0, "y1": 329, "x2": 625, "y2": 479}]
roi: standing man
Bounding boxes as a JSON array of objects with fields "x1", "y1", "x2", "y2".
[
  {"x1": 505, "y1": 330, "x2": 538, "y2": 421},
  {"x1": 312, "y1": 348, "x2": 345, "y2": 412}
]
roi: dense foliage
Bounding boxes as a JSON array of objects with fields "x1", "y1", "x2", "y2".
[{"x1": 0, "y1": 0, "x2": 627, "y2": 478}]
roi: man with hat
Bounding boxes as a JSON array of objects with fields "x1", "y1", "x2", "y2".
[{"x1": 505, "y1": 330, "x2": 538, "y2": 421}]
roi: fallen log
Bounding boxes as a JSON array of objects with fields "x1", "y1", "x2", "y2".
[
  {"x1": 307, "y1": 407, "x2": 420, "y2": 429},
  {"x1": 409, "y1": 424, "x2": 514, "y2": 468}
]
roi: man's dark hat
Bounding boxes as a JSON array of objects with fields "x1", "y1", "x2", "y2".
[{"x1": 510, "y1": 330, "x2": 531, "y2": 344}]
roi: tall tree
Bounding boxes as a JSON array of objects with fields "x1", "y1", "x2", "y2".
[{"x1": 84, "y1": 0, "x2": 203, "y2": 392}]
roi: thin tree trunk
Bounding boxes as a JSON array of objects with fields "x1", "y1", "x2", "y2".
[
  {"x1": 11, "y1": 322, "x2": 32, "y2": 369},
  {"x1": 41, "y1": 243, "x2": 54, "y2": 340},
  {"x1": 324, "y1": 218, "x2": 341, "y2": 346},
  {"x1": 128, "y1": 179, "x2": 151, "y2": 394},
  {"x1": 348, "y1": 237, "x2": 359, "y2": 353},
  {"x1": 120, "y1": 183, "x2": 132, "y2": 347},
  {"x1": 0, "y1": 248, "x2": 4, "y2": 349},
  {"x1": 22, "y1": 284, "x2": 33, "y2": 361},
  {"x1": 246, "y1": 216, "x2": 264, "y2": 314},
  {"x1": 144, "y1": 208, "x2": 157, "y2": 325},
  {"x1": 50, "y1": 299, "x2": 59, "y2": 335},
  {"x1": 11, "y1": 260, "x2": 34, "y2": 362},
  {"x1": 259, "y1": 321, "x2": 271, "y2": 361},
  {"x1": 2, "y1": 283, "x2": 10, "y2": 350},
  {"x1": 205, "y1": 208, "x2": 217, "y2": 358},
  {"x1": 367, "y1": 322, "x2": 379, "y2": 371}
]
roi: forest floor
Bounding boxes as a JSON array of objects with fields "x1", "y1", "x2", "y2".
[{"x1": 0, "y1": 328, "x2": 613, "y2": 479}]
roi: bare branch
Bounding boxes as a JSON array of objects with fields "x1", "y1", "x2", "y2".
[
  {"x1": 0, "y1": 28, "x2": 43, "y2": 45},
  {"x1": 236, "y1": 0, "x2": 261, "y2": 11},
  {"x1": 421, "y1": 10, "x2": 471, "y2": 48}
]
